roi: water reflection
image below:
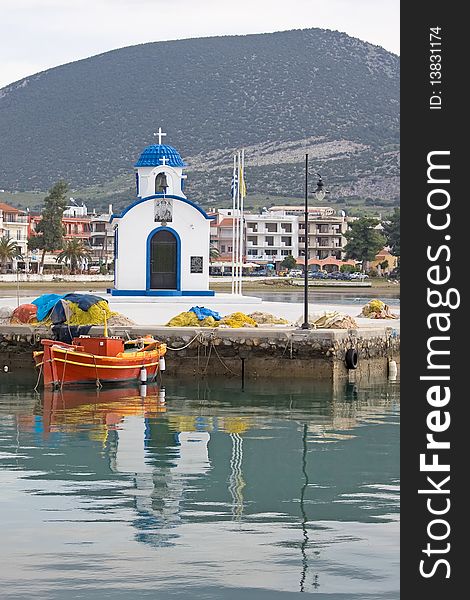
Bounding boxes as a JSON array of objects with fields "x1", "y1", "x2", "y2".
[{"x1": 0, "y1": 376, "x2": 399, "y2": 598}]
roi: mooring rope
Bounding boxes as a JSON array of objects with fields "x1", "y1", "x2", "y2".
[
  {"x1": 210, "y1": 341, "x2": 238, "y2": 376},
  {"x1": 165, "y1": 332, "x2": 202, "y2": 351},
  {"x1": 34, "y1": 363, "x2": 43, "y2": 392}
]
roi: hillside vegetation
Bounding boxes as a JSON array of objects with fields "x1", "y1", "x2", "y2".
[{"x1": 0, "y1": 28, "x2": 399, "y2": 212}]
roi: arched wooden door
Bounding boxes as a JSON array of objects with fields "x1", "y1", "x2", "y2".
[{"x1": 149, "y1": 229, "x2": 177, "y2": 289}]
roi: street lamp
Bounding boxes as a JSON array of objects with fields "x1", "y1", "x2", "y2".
[{"x1": 301, "y1": 153, "x2": 328, "y2": 330}]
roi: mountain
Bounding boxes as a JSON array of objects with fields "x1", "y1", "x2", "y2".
[{"x1": 0, "y1": 28, "x2": 399, "y2": 210}]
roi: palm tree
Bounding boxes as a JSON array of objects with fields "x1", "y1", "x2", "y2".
[
  {"x1": 0, "y1": 236, "x2": 22, "y2": 274},
  {"x1": 56, "y1": 239, "x2": 90, "y2": 274},
  {"x1": 210, "y1": 244, "x2": 220, "y2": 261}
]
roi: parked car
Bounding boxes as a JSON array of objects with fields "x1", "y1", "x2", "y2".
[
  {"x1": 350, "y1": 272, "x2": 369, "y2": 279},
  {"x1": 289, "y1": 269, "x2": 303, "y2": 277},
  {"x1": 309, "y1": 271, "x2": 328, "y2": 279}
]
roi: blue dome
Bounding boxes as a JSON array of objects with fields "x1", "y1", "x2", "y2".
[{"x1": 134, "y1": 144, "x2": 186, "y2": 168}]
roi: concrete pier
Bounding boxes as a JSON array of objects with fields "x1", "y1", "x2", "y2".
[{"x1": 0, "y1": 323, "x2": 400, "y2": 382}]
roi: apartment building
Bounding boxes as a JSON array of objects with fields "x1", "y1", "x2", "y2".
[
  {"x1": 0, "y1": 202, "x2": 29, "y2": 258},
  {"x1": 209, "y1": 207, "x2": 349, "y2": 267},
  {"x1": 298, "y1": 214, "x2": 348, "y2": 260},
  {"x1": 244, "y1": 213, "x2": 299, "y2": 263},
  {"x1": 268, "y1": 205, "x2": 336, "y2": 218},
  {"x1": 209, "y1": 211, "x2": 236, "y2": 259},
  {"x1": 265, "y1": 207, "x2": 348, "y2": 261},
  {"x1": 89, "y1": 206, "x2": 114, "y2": 267}
]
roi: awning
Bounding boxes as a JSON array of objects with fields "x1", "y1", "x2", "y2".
[{"x1": 209, "y1": 261, "x2": 260, "y2": 268}]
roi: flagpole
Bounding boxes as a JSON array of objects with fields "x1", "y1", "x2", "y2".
[
  {"x1": 231, "y1": 154, "x2": 236, "y2": 295},
  {"x1": 239, "y1": 148, "x2": 245, "y2": 296},
  {"x1": 236, "y1": 150, "x2": 241, "y2": 294},
  {"x1": 234, "y1": 152, "x2": 240, "y2": 294}
]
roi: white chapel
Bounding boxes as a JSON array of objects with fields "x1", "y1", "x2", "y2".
[{"x1": 110, "y1": 130, "x2": 214, "y2": 297}]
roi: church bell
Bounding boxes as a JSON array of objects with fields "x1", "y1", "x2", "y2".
[{"x1": 155, "y1": 172, "x2": 169, "y2": 194}]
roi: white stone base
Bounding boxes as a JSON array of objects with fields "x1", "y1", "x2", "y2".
[
  {"x1": 105, "y1": 293, "x2": 263, "y2": 325},
  {"x1": 0, "y1": 292, "x2": 399, "y2": 329}
]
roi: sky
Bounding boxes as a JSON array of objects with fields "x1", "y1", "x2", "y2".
[{"x1": 0, "y1": 0, "x2": 399, "y2": 89}]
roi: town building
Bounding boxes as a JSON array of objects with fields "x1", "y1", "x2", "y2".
[
  {"x1": 298, "y1": 213, "x2": 348, "y2": 261},
  {"x1": 244, "y1": 212, "x2": 299, "y2": 264},
  {"x1": 28, "y1": 202, "x2": 92, "y2": 272},
  {"x1": 0, "y1": 203, "x2": 29, "y2": 260},
  {"x1": 268, "y1": 205, "x2": 336, "y2": 218},
  {"x1": 208, "y1": 206, "x2": 350, "y2": 268},
  {"x1": 209, "y1": 210, "x2": 236, "y2": 260},
  {"x1": 370, "y1": 248, "x2": 398, "y2": 274},
  {"x1": 89, "y1": 206, "x2": 114, "y2": 269}
]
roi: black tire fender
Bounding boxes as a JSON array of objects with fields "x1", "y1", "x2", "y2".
[{"x1": 345, "y1": 348, "x2": 358, "y2": 370}]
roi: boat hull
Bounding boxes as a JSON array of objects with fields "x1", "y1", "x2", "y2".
[{"x1": 34, "y1": 339, "x2": 166, "y2": 388}]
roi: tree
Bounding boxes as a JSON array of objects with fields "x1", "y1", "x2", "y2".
[
  {"x1": 340, "y1": 264, "x2": 358, "y2": 273},
  {"x1": 209, "y1": 245, "x2": 220, "y2": 261},
  {"x1": 380, "y1": 260, "x2": 389, "y2": 271},
  {"x1": 0, "y1": 236, "x2": 22, "y2": 274},
  {"x1": 281, "y1": 254, "x2": 297, "y2": 270},
  {"x1": 56, "y1": 239, "x2": 90, "y2": 274},
  {"x1": 383, "y1": 208, "x2": 400, "y2": 256},
  {"x1": 30, "y1": 181, "x2": 68, "y2": 273},
  {"x1": 344, "y1": 217, "x2": 386, "y2": 272}
]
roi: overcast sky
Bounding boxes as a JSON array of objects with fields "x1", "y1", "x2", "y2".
[{"x1": 0, "y1": 0, "x2": 399, "y2": 89}]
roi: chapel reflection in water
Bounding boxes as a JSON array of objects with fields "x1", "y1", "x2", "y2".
[{"x1": 5, "y1": 377, "x2": 399, "y2": 593}]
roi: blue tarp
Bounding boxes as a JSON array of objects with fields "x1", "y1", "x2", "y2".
[
  {"x1": 52, "y1": 324, "x2": 92, "y2": 344},
  {"x1": 189, "y1": 306, "x2": 221, "y2": 321},
  {"x1": 62, "y1": 293, "x2": 107, "y2": 311},
  {"x1": 32, "y1": 293, "x2": 107, "y2": 322},
  {"x1": 50, "y1": 299, "x2": 71, "y2": 324},
  {"x1": 32, "y1": 294, "x2": 65, "y2": 321}
]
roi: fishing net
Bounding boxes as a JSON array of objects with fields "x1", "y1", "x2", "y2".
[
  {"x1": 66, "y1": 300, "x2": 117, "y2": 326},
  {"x1": 219, "y1": 312, "x2": 258, "y2": 328},
  {"x1": 295, "y1": 311, "x2": 358, "y2": 329},
  {"x1": 10, "y1": 304, "x2": 38, "y2": 324},
  {"x1": 166, "y1": 311, "x2": 219, "y2": 327},
  {"x1": 248, "y1": 311, "x2": 289, "y2": 325},
  {"x1": 360, "y1": 300, "x2": 398, "y2": 319}
]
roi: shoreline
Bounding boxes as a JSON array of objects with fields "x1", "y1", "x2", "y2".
[{"x1": 1, "y1": 278, "x2": 400, "y2": 297}]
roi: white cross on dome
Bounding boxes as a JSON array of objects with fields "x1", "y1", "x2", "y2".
[
  {"x1": 153, "y1": 127, "x2": 167, "y2": 145},
  {"x1": 160, "y1": 156, "x2": 168, "y2": 166}
]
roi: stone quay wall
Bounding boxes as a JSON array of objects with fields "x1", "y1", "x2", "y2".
[{"x1": 0, "y1": 325, "x2": 400, "y2": 382}]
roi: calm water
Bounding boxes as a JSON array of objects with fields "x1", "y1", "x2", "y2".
[
  {"x1": 0, "y1": 374, "x2": 399, "y2": 599},
  {"x1": 251, "y1": 290, "x2": 400, "y2": 307}
]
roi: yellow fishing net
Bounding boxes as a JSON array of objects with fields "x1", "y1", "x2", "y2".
[
  {"x1": 360, "y1": 299, "x2": 398, "y2": 319},
  {"x1": 166, "y1": 311, "x2": 219, "y2": 327},
  {"x1": 166, "y1": 311, "x2": 258, "y2": 328},
  {"x1": 66, "y1": 300, "x2": 117, "y2": 326},
  {"x1": 219, "y1": 312, "x2": 258, "y2": 328}
]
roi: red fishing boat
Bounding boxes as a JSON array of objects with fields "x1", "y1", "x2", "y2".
[{"x1": 33, "y1": 334, "x2": 167, "y2": 388}]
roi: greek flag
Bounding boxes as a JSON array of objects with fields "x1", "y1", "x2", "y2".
[
  {"x1": 231, "y1": 174, "x2": 238, "y2": 198},
  {"x1": 239, "y1": 164, "x2": 247, "y2": 197}
]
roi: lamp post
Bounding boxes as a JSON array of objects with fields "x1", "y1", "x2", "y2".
[{"x1": 301, "y1": 153, "x2": 327, "y2": 330}]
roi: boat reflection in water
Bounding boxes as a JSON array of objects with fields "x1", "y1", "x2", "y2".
[
  {"x1": 41, "y1": 384, "x2": 167, "y2": 441},
  {"x1": 1, "y1": 377, "x2": 399, "y2": 598}
]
